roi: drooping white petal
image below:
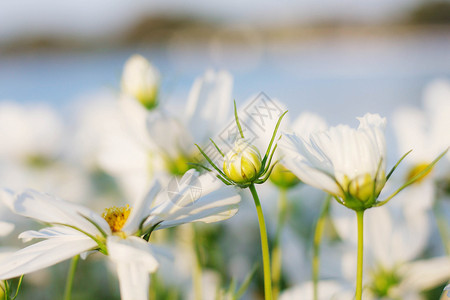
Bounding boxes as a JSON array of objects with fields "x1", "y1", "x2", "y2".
[
  {"x1": 11, "y1": 190, "x2": 111, "y2": 236},
  {"x1": 144, "y1": 170, "x2": 241, "y2": 230},
  {"x1": 107, "y1": 236, "x2": 159, "y2": 300},
  {"x1": 0, "y1": 233, "x2": 97, "y2": 280}
]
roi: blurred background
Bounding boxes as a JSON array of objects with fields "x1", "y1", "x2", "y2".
[
  {"x1": 1, "y1": 1, "x2": 450, "y2": 299},
  {"x1": 1, "y1": 0, "x2": 450, "y2": 123}
]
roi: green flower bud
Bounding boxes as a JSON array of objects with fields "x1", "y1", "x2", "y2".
[
  {"x1": 223, "y1": 139, "x2": 262, "y2": 184},
  {"x1": 164, "y1": 153, "x2": 195, "y2": 177},
  {"x1": 270, "y1": 163, "x2": 300, "y2": 189}
]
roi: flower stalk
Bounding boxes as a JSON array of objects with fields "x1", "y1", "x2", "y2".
[
  {"x1": 249, "y1": 183, "x2": 273, "y2": 300},
  {"x1": 312, "y1": 195, "x2": 330, "y2": 300},
  {"x1": 271, "y1": 188, "x2": 287, "y2": 300},
  {"x1": 64, "y1": 255, "x2": 80, "y2": 300},
  {"x1": 355, "y1": 210, "x2": 365, "y2": 300}
]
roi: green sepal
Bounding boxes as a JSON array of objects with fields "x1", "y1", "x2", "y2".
[{"x1": 375, "y1": 148, "x2": 448, "y2": 207}]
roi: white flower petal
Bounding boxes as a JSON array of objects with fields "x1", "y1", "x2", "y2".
[
  {"x1": 0, "y1": 234, "x2": 96, "y2": 280},
  {"x1": 107, "y1": 236, "x2": 159, "y2": 300},
  {"x1": 18, "y1": 226, "x2": 85, "y2": 242},
  {"x1": 399, "y1": 256, "x2": 450, "y2": 292},
  {"x1": 281, "y1": 133, "x2": 339, "y2": 195},
  {"x1": 290, "y1": 112, "x2": 328, "y2": 138},
  {"x1": 0, "y1": 221, "x2": 14, "y2": 237},
  {"x1": 186, "y1": 70, "x2": 233, "y2": 143},
  {"x1": 279, "y1": 280, "x2": 353, "y2": 300},
  {"x1": 144, "y1": 171, "x2": 241, "y2": 229},
  {"x1": 12, "y1": 189, "x2": 111, "y2": 236}
]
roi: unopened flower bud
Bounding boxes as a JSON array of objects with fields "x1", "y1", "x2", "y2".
[
  {"x1": 121, "y1": 55, "x2": 160, "y2": 110},
  {"x1": 270, "y1": 163, "x2": 300, "y2": 189},
  {"x1": 223, "y1": 139, "x2": 262, "y2": 184}
]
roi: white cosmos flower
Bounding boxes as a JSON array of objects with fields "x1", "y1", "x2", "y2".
[
  {"x1": 281, "y1": 113, "x2": 387, "y2": 210},
  {"x1": 0, "y1": 170, "x2": 240, "y2": 300}
]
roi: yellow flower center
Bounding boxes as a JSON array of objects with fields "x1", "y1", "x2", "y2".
[
  {"x1": 102, "y1": 205, "x2": 132, "y2": 233},
  {"x1": 406, "y1": 162, "x2": 432, "y2": 184}
]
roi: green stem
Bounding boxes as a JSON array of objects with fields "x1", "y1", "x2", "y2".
[
  {"x1": 272, "y1": 188, "x2": 288, "y2": 300},
  {"x1": 355, "y1": 210, "x2": 365, "y2": 300},
  {"x1": 64, "y1": 255, "x2": 79, "y2": 300},
  {"x1": 249, "y1": 183, "x2": 273, "y2": 300},
  {"x1": 192, "y1": 225, "x2": 203, "y2": 300},
  {"x1": 312, "y1": 196, "x2": 331, "y2": 300},
  {"x1": 433, "y1": 198, "x2": 450, "y2": 255}
]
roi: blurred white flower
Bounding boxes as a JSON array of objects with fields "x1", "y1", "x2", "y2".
[
  {"x1": 330, "y1": 195, "x2": 450, "y2": 299},
  {"x1": 0, "y1": 170, "x2": 240, "y2": 300},
  {"x1": 70, "y1": 90, "x2": 153, "y2": 203},
  {"x1": 281, "y1": 113, "x2": 387, "y2": 210},
  {"x1": 121, "y1": 54, "x2": 160, "y2": 110},
  {"x1": 393, "y1": 79, "x2": 450, "y2": 171},
  {"x1": 0, "y1": 101, "x2": 91, "y2": 204},
  {"x1": 279, "y1": 280, "x2": 353, "y2": 300},
  {"x1": 146, "y1": 69, "x2": 233, "y2": 178},
  {"x1": 0, "y1": 101, "x2": 63, "y2": 161}
]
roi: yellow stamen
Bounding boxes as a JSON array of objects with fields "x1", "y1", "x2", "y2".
[{"x1": 102, "y1": 205, "x2": 132, "y2": 233}]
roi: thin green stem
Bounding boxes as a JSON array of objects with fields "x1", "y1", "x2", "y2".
[
  {"x1": 249, "y1": 183, "x2": 273, "y2": 300},
  {"x1": 272, "y1": 188, "x2": 288, "y2": 300},
  {"x1": 192, "y1": 225, "x2": 203, "y2": 300},
  {"x1": 433, "y1": 198, "x2": 450, "y2": 255},
  {"x1": 312, "y1": 196, "x2": 331, "y2": 300},
  {"x1": 64, "y1": 255, "x2": 80, "y2": 300},
  {"x1": 355, "y1": 210, "x2": 365, "y2": 300}
]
